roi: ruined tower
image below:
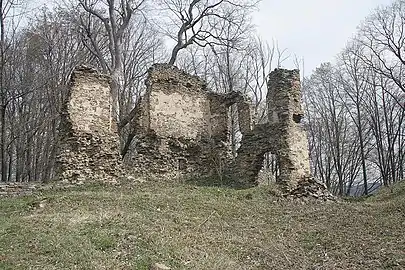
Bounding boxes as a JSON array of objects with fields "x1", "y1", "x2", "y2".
[
  {"x1": 267, "y1": 69, "x2": 311, "y2": 190},
  {"x1": 230, "y1": 69, "x2": 310, "y2": 190},
  {"x1": 56, "y1": 66, "x2": 122, "y2": 183}
]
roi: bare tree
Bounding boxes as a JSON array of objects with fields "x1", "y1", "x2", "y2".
[
  {"x1": 0, "y1": 0, "x2": 27, "y2": 182},
  {"x1": 76, "y1": 0, "x2": 148, "y2": 121},
  {"x1": 364, "y1": 72, "x2": 405, "y2": 187},
  {"x1": 352, "y1": 0, "x2": 405, "y2": 188},
  {"x1": 72, "y1": 0, "x2": 169, "y2": 158},
  {"x1": 337, "y1": 42, "x2": 373, "y2": 195},
  {"x1": 355, "y1": 0, "x2": 405, "y2": 108},
  {"x1": 155, "y1": 0, "x2": 259, "y2": 65},
  {"x1": 303, "y1": 63, "x2": 365, "y2": 195},
  {"x1": 0, "y1": 5, "x2": 92, "y2": 182}
]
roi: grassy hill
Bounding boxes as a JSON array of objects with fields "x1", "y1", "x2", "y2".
[{"x1": 0, "y1": 179, "x2": 404, "y2": 269}]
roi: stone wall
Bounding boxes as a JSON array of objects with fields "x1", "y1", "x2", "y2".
[
  {"x1": 229, "y1": 69, "x2": 311, "y2": 191},
  {"x1": 55, "y1": 64, "x2": 311, "y2": 192},
  {"x1": 130, "y1": 64, "x2": 250, "y2": 177},
  {"x1": 267, "y1": 69, "x2": 311, "y2": 190},
  {"x1": 0, "y1": 182, "x2": 38, "y2": 197},
  {"x1": 56, "y1": 66, "x2": 122, "y2": 183},
  {"x1": 129, "y1": 65, "x2": 311, "y2": 191},
  {"x1": 132, "y1": 64, "x2": 213, "y2": 176},
  {"x1": 147, "y1": 66, "x2": 211, "y2": 139},
  {"x1": 66, "y1": 67, "x2": 113, "y2": 134}
]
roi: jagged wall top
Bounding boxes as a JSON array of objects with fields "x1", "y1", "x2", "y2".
[
  {"x1": 67, "y1": 65, "x2": 113, "y2": 135},
  {"x1": 267, "y1": 68, "x2": 303, "y2": 124},
  {"x1": 57, "y1": 65, "x2": 122, "y2": 184},
  {"x1": 71, "y1": 65, "x2": 111, "y2": 85},
  {"x1": 142, "y1": 64, "x2": 211, "y2": 139},
  {"x1": 268, "y1": 68, "x2": 300, "y2": 85},
  {"x1": 146, "y1": 64, "x2": 208, "y2": 94}
]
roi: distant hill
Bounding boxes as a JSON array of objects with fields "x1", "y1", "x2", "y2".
[{"x1": 349, "y1": 182, "x2": 382, "y2": 196}]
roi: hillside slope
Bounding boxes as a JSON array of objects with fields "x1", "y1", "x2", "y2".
[{"x1": 0, "y1": 180, "x2": 404, "y2": 269}]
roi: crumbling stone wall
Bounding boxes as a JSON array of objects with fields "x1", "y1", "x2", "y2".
[
  {"x1": 56, "y1": 66, "x2": 122, "y2": 183},
  {"x1": 130, "y1": 65, "x2": 310, "y2": 190},
  {"x1": 207, "y1": 91, "x2": 252, "y2": 141},
  {"x1": 147, "y1": 70, "x2": 211, "y2": 139},
  {"x1": 267, "y1": 69, "x2": 311, "y2": 190},
  {"x1": 54, "y1": 63, "x2": 312, "y2": 194},
  {"x1": 131, "y1": 64, "x2": 209, "y2": 176},
  {"x1": 230, "y1": 69, "x2": 311, "y2": 190},
  {"x1": 130, "y1": 64, "x2": 250, "y2": 177}
]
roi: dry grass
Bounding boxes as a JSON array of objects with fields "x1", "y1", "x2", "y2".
[{"x1": 0, "y1": 179, "x2": 404, "y2": 269}]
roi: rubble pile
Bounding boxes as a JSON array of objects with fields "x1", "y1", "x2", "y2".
[
  {"x1": 0, "y1": 182, "x2": 38, "y2": 197},
  {"x1": 286, "y1": 177, "x2": 336, "y2": 201}
]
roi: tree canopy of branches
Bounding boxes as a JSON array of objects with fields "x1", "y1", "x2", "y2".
[
  {"x1": 304, "y1": 0, "x2": 405, "y2": 195},
  {"x1": 155, "y1": 0, "x2": 260, "y2": 65}
]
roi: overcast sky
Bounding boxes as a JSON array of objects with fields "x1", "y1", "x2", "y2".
[
  {"x1": 30, "y1": 0, "x2": 393, "y2": 76},
  {"x1": 254, "y1": 0, "x2": 392, "y2": 76}
]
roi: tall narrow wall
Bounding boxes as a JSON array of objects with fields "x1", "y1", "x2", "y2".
[
  {"x1": 56, "y1": 66, "x2": 122, "y2": 183},
  {"x1": 131, "y1": 64, "x2": 218, "y2": 176},
  {"x1": 230, "y1": 69, "x2": 310, "y2": 190},
  {"x1": 267, "y1": 69, "x2": 310, "y2": 190}
]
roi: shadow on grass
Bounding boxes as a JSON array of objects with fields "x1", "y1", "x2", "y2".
[
  {"x1": 183, "y1": 176, "x2": 240, "y2": 189},
  {"x1": 184, "y1": 175, "x2": 250, "y2": 189}
]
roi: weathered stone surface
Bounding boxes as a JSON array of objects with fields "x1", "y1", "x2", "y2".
[
  {"x1": 227, "y1": 123, "x2": 280, "y2": 187},
  {"x1": 130, "y1": 64, "x2": 249, "y2": 178},
  {"x1": 268, "y1": 69, "x2": 311, "y2": 190},
  {"x1": 146, "y1": 65, "x2": 210, "y2": 139},
  {"x1": 56, "y1": 66, "x2": 123, "y2": 183},
  {"x1": 229, "y1": 69, "x2": 311, "y2": 191},
  {"x1": 130, "y1": 65, "x2": 312, "y2": 193}
]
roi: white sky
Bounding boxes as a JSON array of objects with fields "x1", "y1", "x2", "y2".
[
  {"x1": 30, "y1": 0, "x2": 393, "y2": 76},
  {"x1": 254, "y1": 0, "x2": 393, "y2": 76}
]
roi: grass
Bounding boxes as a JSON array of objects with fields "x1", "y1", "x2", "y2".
[{"x1": 0, "y1": 179, "x2": 404, "y2": 269}]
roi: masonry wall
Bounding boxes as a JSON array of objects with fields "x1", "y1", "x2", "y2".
[
  {"x1": 131, "y1": 64, "x2": 218, "y2": 176},
  {"x1": 147, "y1": 68, "x2": 211, "y2": 139},
  {"x1": 230, "y1": 69, "x2": 310, "y2": 190},
  {"x1": 68, "y1": 68, "x2": 112, "y2": 134},
  {"x1": 268, "y1": 69, "x2": 311, "y2": 190},
  {"x1": 130, "y1": 64, "x2": 255, "y2": 177},
  {"x1": 56, "y1": 66, "x2": 122, "y2": 183}
]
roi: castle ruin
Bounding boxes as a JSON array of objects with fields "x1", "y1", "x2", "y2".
[
  {"x1": 57, "y1": 64, "x2": 311, "y2": 191},
  {"x1": 231, "y1": 69, "x2": 311, "y2": 190}
]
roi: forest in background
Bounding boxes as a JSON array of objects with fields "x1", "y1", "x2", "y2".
[{"x1": 0, "y1": 0, "x2": 403, "y2": 196}]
